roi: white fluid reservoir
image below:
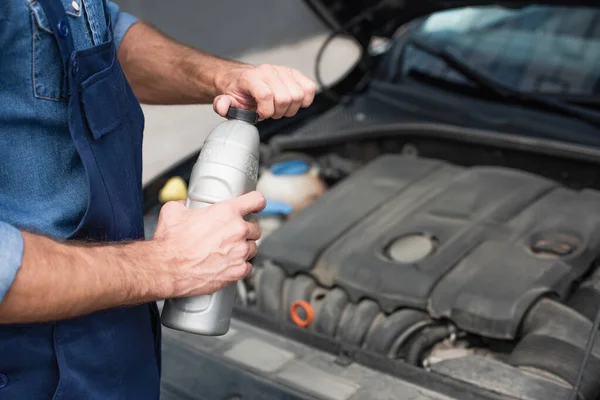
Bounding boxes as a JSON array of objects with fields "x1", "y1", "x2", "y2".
[{"x1": 256, "y1": 158, "x2": 326, "y2": 215}]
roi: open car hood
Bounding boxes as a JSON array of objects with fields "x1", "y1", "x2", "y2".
[{"x1": 303, "y1": 0, "x2": 600, "y2": 41}]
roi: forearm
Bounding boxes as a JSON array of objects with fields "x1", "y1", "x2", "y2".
[
  {"x1": 0, "y1": 232, "x2": 163, "y2": 324},
  {"x1": 118, "y1": 22, "x2": 247, "y2": 105}
]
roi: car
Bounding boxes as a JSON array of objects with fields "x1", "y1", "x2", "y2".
[{"x1": 142, "y1": 1, "x2": 600, "y2": 399}]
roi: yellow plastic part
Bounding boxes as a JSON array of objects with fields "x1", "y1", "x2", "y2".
[{"x1": 159, "y1": 176, "x2": 188, "y2": 203}]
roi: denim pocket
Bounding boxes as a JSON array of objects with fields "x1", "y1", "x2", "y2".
[
  {"x1": 28, "y1": 1, "x2": 83, "y2": 102},
  {"x1": 79, "y1": 53, "x2": 128, "y2": 140}
]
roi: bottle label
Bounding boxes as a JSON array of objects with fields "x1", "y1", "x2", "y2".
[{"x1": 198, "y1": 141, "x2": 258, "y2": 182}]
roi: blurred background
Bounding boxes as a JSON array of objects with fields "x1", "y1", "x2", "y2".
[{"x1": 116, "y1": 0, "x2": 360, "y2": 185}]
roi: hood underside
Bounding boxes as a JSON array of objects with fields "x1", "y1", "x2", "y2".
[{"x1": 303, "y1": 0, "x2": 600, "y2": 40}]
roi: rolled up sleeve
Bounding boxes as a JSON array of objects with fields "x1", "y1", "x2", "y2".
[
  {"x1": 0, "y1": 222, "x2": 24, "y2": 304},
  {"x1": 106, "y1": 1, "x2": 140, "y2": 50}
]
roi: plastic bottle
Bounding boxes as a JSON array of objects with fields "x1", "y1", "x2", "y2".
[{"x1": 160, "y1": 106, "x2": 260, "y2": 336}]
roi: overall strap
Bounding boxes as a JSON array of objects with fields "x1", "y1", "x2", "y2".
[
  {"x1": 102, "y1": 0, "x2": 114, "y2": 42},
  {"x1": 36, "y1": 0, "x2": 76, "y2": 89}
]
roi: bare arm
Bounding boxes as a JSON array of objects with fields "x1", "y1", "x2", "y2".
[
  {"x1": 0, "y1": 192, "x2": 265, "y2": 325},
  {"x1": 117, "y1": 22, "x2": 245, "y2": 105},
  {"x1": 117, "y1": 22, "x2": 317, "y2": 120},
  {"x1": 0, "y1": 232, "x2": 158, "y2": 324}
]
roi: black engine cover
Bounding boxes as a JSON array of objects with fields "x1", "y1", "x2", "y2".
[{"x1": 256, "y1": 155, "x2": 600, "y2": 339}]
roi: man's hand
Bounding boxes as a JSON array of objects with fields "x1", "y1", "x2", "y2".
[
  {"x1": 118, "y1": 23, "x2": 318, "y2": 118},
  {"x1": 151, "y1": 191, "x2": 266, "y2": 298},
  {"x1": 212, "y1": 64, "x2": 317, "y2": 121},
  {"x1": 0, "y1": 192, "x2": 266, "y2": 324}
]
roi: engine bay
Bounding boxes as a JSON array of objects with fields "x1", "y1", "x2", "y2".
[
  {"x1": 255, "y1": 154, "x2": 600, "y2": 337},
  {"x1": 145, "y1": 121, "x2": 600, "y2": 400},
  {"x1": 242, "y1": 133, "x2": 600, "y2": 400}
]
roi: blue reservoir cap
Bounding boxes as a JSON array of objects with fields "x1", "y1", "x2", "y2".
[
  {"x1": 270, "y1": 159, "x2": 310, "y2": 176},
  {"x1": 258, "y1": 199, "x2": 294, "y2": 217}
]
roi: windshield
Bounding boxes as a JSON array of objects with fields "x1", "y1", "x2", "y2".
[{"x1": 397, "y1": 5, "x2": 600, "y2": 98}]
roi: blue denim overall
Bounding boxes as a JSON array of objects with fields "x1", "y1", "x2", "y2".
[{"x1": 0, "y1": 0, "x2": 161, "y2": 398}]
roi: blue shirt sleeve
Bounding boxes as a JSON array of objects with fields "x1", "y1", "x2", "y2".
[
  {"x1": 106, "y1": 1, "x2": 140, "y2": 50},
  {"x1": 0, "y1": 222, "x2": 24, "y2": 304}
]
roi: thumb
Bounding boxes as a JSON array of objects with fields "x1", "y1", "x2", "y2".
[
  {"x1": 213, "y1": 95, "x2": 233, "y2": 117},
  {"x1": 231, "y1": 191, "x2": 267, "y2": 216}
]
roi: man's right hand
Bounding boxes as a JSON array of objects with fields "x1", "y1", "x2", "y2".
[{"x1": 150, "y1": 191, "x2": 266, "y2": 299}]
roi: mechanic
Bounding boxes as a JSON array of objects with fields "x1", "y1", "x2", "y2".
[{"x1": 0, "y1": 1, "x2": 317, "y2": 398}]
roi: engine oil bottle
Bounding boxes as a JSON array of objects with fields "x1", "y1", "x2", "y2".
[{"x1": 160, "y1": 106, "x2": 260, "y2": 336}]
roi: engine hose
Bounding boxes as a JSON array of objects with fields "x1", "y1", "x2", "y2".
[
  {"x1": 406, "y1": 325, "x2": 451, "y2": 366},
  {"x1": 314, "y1": 1, "x2": 392, "y2": 102},
  {"x1": 254, "y1": 263, "x2": 449, "y2": 363},
  {"x1": 568, "y1": 267, "x2": 600, "y2": 323},
  {"x1": 509, "y1": 298, "x2": 600, "y2": 400},
  {"x1": 570, "y1": 303, "x2": 600, "y2": 400}
]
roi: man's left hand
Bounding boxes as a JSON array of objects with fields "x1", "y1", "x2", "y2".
[{"x1": 212, "y1": 64, "x2": 318, "y2": 121}]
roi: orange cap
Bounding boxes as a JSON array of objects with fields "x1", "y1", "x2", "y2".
[{"x1": 290, "y1": 300, "x2": 314, "y2": 328}]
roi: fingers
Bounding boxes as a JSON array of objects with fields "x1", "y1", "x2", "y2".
[
  {"x1": 260, "y1": 66, "x2": 315, "y2": 119},
  {"x1": 227, "y1": 242, "x2": 256, "y2": 281},
  {"x1": 221, "y1": 65, "x2": 317, "y2": 121},
  {"x1": 261, "y1": 70, "x2": 293, "y2": 119},
  {"x1": 223, "y1": 261, "x2": 253, "y2": 282},
  {"x1": 292, "y1": 69, "x2": 318, "y2": 108},
  {"x1": 245, "y1": 221, "x2": 261, "y2": 241},
  {"x1": 279, "y1": 69, "x2": 305, "y2": 118},
  {"x1": 231, "y1": 191, "x2": 266, "y2": 216},
  {"x1": 243, "y1": 262, "x2": 253, "y2": 278},
  {"x1": 213, "y1": 95, "x2": 232, "y2": 117},
  {"x1": 246, "y1": 240, "x2": 258, "y2": 261},
  {"x1": 240, "y1": 74, "x2": 274, "y2": 120}
]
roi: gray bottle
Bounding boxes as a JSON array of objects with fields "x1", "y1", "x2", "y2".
[{"x1": 160, "y1": 106, "x2": 260, "y2": 336}]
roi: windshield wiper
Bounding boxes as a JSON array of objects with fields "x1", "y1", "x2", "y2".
[{"x1": 407, "y1": 36, "x2": 600, "y2": 129}]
